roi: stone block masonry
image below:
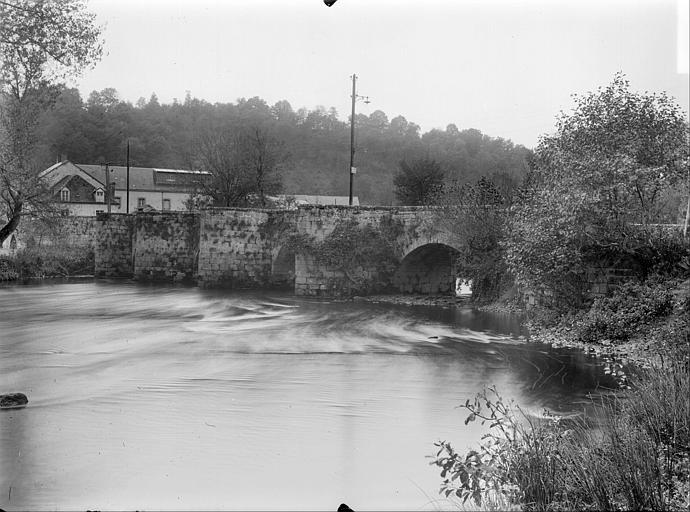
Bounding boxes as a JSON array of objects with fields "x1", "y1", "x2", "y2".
[
  {"x1": 89, "y1": 205, "x2": 658, "y2": 300},
  {"x1": 197, "y1": 208, "x2": 278, "y2": 288},
  {"x1": 6, "y1": 216, "x2": 99, "y2": 251},
  {"x1": 133, "y1": 212, "x2": 200, "y2": 282},
  {"x1": 94, "y1": 213, "x2": 134, "y2": 278}
]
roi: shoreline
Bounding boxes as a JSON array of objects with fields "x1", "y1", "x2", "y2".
[
  {"x1": 352, "y1": 293, "x2": 673, "y2": 368},
  {"x1": 352, "y1": 293, "x2": 472, "y2": 308}
]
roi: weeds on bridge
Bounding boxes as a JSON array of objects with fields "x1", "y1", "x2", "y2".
[{"x1": 279, "y1": 215, "x2": 405, "y2": 294}]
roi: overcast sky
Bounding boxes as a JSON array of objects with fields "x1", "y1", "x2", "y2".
[{"x1": 74, "y1": 0, "x2": 689, "y2": 149}]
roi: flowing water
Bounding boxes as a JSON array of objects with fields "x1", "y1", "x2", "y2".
[{"x1": 0, "y1": 280, "x2": 614, "y2": 511}]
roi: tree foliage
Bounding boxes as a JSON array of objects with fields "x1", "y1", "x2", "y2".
[
  {"x1": 0, "y1": 0, "x2": 103, "y2": 245},
  {"x1": 393, "y1": 157, "x2": 445, "y2": 205},
  {"x1": 505, "y1": 74, "x2": 690, "y2": 305},
  {"x1": 26, "y1": 87, "x2": 530, "y2": 206},
  {"x1": 437, "y1": 177, "x2": 513, "y2": 302},
  {"x1": 193, "y1": 124, "x2": 285, "y2": 207},
  {"x1": 0, "y1": 0, "x2": 102, "y2": 98}
]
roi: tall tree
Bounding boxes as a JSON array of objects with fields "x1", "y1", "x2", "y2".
[
  {"x1": 505, "y1": 74, "x2": 689, "y2": 305},
  {"x1": 193, "y1": 124, "x2": 285, "y2": 207},
  {"x1": 0, "y1": 0, "x2": 103, "y2": 244},
  {"x1": 393, "y1": 157, "x2": 445, "y2": 205}
]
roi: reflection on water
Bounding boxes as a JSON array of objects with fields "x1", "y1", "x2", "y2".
[{"x1": 0, "y1": 280, "x2": 614, "y2": 511}]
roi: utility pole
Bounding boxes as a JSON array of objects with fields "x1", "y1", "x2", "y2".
[
  {"x1": 349, "y1": 74, "x2": 369, "y2": 206},
  {"x1": 126, "y1": 140, "x2": 130, "y2": 214},
  {"x1": 104, "y1": 162, "x2": 111, "y2": 214}
]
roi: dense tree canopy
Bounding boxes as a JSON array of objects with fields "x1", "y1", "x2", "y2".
[
  {"x1": 393, "y1": 158, "x2": 445, "y2": 205},
  {"x1": 505, "y1": 74, "x2": 690, "y2": 306},
  {"x1": 28, "y1": 87, "x2": 531, "y2": 206}
]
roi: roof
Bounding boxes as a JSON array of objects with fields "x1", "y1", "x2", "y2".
[
  {"x1": 76, "y1": 164, "x2": 209, "y2": 193},
  {"x1": 39, "y1": 161, "x2": 66, "y2": 178}
]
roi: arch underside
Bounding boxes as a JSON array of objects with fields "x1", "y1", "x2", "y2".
[
  {"x1": 270, "y1": 245, "x2": 295, "y2": 289},
  {"x1": 392, "y1": 243, "x2": 460, "y2": 295}
]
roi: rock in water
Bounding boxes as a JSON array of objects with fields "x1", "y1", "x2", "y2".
[
  {"x1": 0, "y1": 393, "x2": 28, "y2": 408},
  {"x1": 337, "y1": 504, "x2": 354, "y2": 512}
]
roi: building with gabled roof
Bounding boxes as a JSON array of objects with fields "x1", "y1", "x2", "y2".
[{"x1": 40, "y1": 161, "x2": 209, "y2": 216}]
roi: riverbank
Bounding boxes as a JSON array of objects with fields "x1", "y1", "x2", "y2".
[
  {"x1": 429, "y1": 277, "x2": 689, "y2": 511},
  {"x1": 353, "y1": 293, "x2": 470, "y2": 308},
  {"x1": 357, "y1": 280, "x2": 688, "y2": 370},
  {"x1": 525, "y1": 278, "x2": 689, "y2": 369}
]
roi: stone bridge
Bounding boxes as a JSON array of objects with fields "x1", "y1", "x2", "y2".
[{"x1": 94, "y1": 206, "x2": 465, "y2": 296}]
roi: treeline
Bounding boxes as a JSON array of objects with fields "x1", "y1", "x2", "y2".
[{"x1": 31, "y1": 87, "x2": 532, "y2": 205}]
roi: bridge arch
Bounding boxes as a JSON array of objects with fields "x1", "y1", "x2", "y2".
[
  {"x1": 392, "y1": 242, "x2": 462, "y2": 295},
  {"x1": 270, "y1": 244, "x2": 295, "y2": 290}
]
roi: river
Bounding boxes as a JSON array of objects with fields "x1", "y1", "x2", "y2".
[{"x1": 0, "y1": 280, "x2": 614, "y2": 511}]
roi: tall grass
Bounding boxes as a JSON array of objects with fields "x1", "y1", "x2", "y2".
[{"x1": 432, "y1": 354, "x2": 690, "y2": 511}]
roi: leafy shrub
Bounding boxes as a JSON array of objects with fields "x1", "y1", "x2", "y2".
[
  {"x1": 437, "y1": 178, "x2": 516, "y2": 303},
  {"x1": 10, "y1": 243, "x2": 95, "y2": 278},
  {"x1": 432, "y1": 387, "x2": 566, "y2": 510},
  {"x1": 433, "y1": 361, "x2": 690, "y2": 511},
  {"x1": 574, "y1": 280, "x2": 674, "y2": 343},
  {"x1": 0, "y1": 257, "x2": 19, "y2": 280}
]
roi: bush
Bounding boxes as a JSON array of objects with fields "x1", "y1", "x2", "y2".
[
  {"x1": 0, "y1": 257, "x2": 19, "y2": 280},
  {"x1": 574, "y1": 280, "x2": 674, "y2": 343},
  {"x1": 9, "y1": 243, "x2": 95, "y2": 278},
  {"x1": 433, "y1": 360, "x2": 690, "y2": 511}
]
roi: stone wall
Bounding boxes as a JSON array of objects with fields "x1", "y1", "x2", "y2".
[
  {"x1": 89, "y1": 206, "x2": 466, "y2": 296},
  {"x1": 292, "y1": 207, "x2": 388, "y2": 296},
  {"x1": 60, "y1": 217, "x2": 99, "y2": 248},
  {"x1": 94, "y1": 214, "x2": 134, "y2": 278},
  {"x1": 1, "y1": 216, "x2": 98, "y2": 253},
  {"x1": 289, "y1": 206, "x2": 462, "y2": 296},
  {"x1": 197, "y1": 208, "x2": 279, "y2": 288},
  {"x1": 133, "y1": 212, "x2": 200, "y2": 281}
]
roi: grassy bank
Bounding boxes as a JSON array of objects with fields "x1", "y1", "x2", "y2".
[
  {"x1": 433, "y1": 275, "x2": 690, "y2": 511},
  {"x1": 0, "y1": 243, "x2": 95, "y2": 281}
]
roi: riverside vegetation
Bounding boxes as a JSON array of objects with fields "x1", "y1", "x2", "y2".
[
  {"x1": 0, "y1": 242, "x2": 94, "y2": 281},
  {"x1": 428, "y1": 75, "x2": 690, "y2": 510}
]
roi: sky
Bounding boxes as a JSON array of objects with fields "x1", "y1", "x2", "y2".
[{"x1": 74, "y1": 0, "x2": 690, "y2": 149}]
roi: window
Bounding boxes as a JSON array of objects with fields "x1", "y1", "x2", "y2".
[
  {"x1": 60, "y1": 188, "x2": 70, "y2": 202},
  {"x1": 162, "y1": 199, "x2": 171, "y2": 211},
  {"x1": 137, "y1": 197, "x2": 146, "y2": 208},
  {"x1": 95, "y1": 189, "x2": 104, "y2": 203},
  {"x1": 114, "y1": 196, "x2": 121, "y2": 206}
]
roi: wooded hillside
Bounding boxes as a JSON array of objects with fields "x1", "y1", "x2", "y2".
[{"x1": 32, "y1": 87, "x2": 532, "y2": 205}]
